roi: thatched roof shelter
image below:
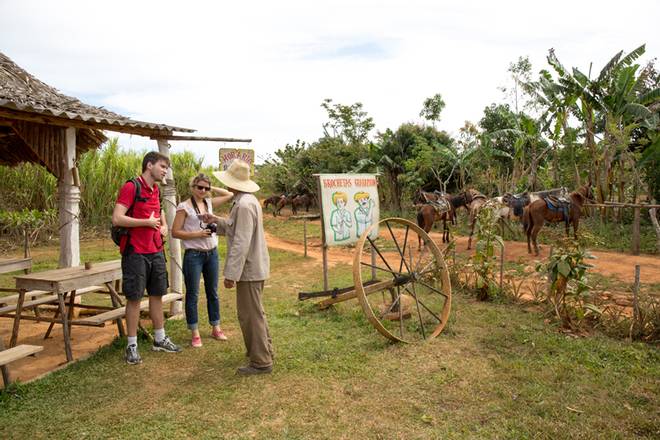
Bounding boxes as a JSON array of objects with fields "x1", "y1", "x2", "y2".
[
  {"x1": 0, "y1": 51, "x2": 194, "y2": 177},
  {"x1": 0, "y1": 51, "x2": 200, "y2": 275}
]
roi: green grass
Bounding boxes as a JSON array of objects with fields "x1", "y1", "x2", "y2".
[{"x1": 1, "y1": 243, "x2": 658, "y2": 439}]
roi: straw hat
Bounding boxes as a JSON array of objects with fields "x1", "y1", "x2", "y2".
[{"x1": 213, "y1": 159, "x2": 260, "y2": 193}]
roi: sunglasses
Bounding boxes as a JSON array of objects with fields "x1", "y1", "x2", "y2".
[{"x1": 194, "y1": 185, "x2": 211, "y2": 191}]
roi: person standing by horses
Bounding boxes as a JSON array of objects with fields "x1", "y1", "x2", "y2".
[{"x1": 171, "y1": 173, "x2": 234, "y2": 347}]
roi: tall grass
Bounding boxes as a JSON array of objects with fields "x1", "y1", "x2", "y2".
[{"x1": 0, "y1": 138, "x2": 213, "y2": 228}]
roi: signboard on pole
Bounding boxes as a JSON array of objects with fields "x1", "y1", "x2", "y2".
[
  {"x1": 219, "y1": 148, "x2": 255, "y2": 176},
  {"x1": 318, "y1": 174, "x2": 379, "y2": 246}
]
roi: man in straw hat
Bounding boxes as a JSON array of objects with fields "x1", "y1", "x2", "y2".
[{"x1": 203, "y1": 159, "x2": 274, "y2": 375}]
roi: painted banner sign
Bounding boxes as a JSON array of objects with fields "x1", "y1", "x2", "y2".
[
  {"x1": 318, "y1": 174, "x2": 379, "y2": 246},
  {"x1": 219, "y1": 148, "x2": 255, "y2": 176}
]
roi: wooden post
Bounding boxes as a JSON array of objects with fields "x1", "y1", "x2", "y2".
[
  {"x1": 632, "y1": 207, "x2": 641, "y2": 256},
  {"x1": 499, "y1": 242, "x2": 505, "y2": 294},
  {"x1": 315, "y1": 176, "x2": 329, "y2": 291},
  {"x1": 303, "y1": 218, "x2": 308, "y2": 258},
  {"x1": 629, "y1": 265, "x2": 641, "y2": 340},
  {"x1": 371, "y1": 244, "x2": 377, "y2": 282},
  {"x1": 156, "y1": 139, "x2": 183, "y2": 316},
  {"x1": 0, "y1": 337, "x2": 10, "y2": 387},
  {"x1": 58, "y1": 127, "x2": 80, "y2": 268}
]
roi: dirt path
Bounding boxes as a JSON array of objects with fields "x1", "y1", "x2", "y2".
[{"x1": 265, "y1": 227, "x2": 660, "y2": 285}]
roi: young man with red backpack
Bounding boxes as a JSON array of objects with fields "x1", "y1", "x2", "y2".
[{"x1": 112, "y1": 151, "x2": 182, "y2": 364}]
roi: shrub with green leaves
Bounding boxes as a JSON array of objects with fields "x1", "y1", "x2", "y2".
[
  {"x1": 536, "y1": 238, "x2": 597, "y2": 328},
  {"x1": 470, "y1": 201, "x2": 504, "y2": 300}
]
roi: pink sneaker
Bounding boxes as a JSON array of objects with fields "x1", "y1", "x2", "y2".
[
  {"x1": 191, "y1": 335, "x2": 203, "y2": 348},
  {"x1": 211, "y1": 328, "x2": 228, "y2": 341}
]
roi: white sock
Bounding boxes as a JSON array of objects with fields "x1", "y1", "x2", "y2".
[
  {"x1": 154, "y1": 328, "x2": 166, "y2": 343},
  {"x1": 127, "y1": 336, "x2": 137, "y2": 347}
]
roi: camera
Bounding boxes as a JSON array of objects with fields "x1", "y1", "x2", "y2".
[{"x1": 204, "y1": 222, "x2": 217, "y2": 234}]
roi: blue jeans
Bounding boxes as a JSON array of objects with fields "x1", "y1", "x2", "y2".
[{"x1": 183, "y1": 248, "x2": 220, "y2": 330}]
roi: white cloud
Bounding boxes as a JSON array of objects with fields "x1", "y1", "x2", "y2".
[{"x1": 1, "y1": 0, "x2": 658, "y2": 165}]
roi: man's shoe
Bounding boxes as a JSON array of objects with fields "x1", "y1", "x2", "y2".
[
  {"x1": 236, "y1": 365, "x2": 273, "y2": 376},
  {"x1": 125, "y1": 344, "x2": 142, "y2": 365},
  {"x1": 152, "y1": 336, "x2": 182, "y2": 353}
]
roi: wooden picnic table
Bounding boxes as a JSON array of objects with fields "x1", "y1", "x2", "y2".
[{"x1": 12, "y1": 260, "x2": 124, "y2": 362}]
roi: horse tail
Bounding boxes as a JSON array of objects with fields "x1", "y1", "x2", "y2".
[{"x1": 417, "y1": 209, "x2": 424, "y2": 229}]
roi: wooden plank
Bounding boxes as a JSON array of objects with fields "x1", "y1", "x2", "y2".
[
  {"x1": 77, "y1": 293, "x2": 182, "y2": 326},
  {"x1": 0, "y1": 289, "x2": 51, "y2": 305},
  {"x1": 0, "y1": 345, "x2": 43, "y2": 367},
  {"x1": 632, "y1": 207, "x2": 641, "y2": 256},
  {"x1": 0, "y1": 285, "x2": 105, "y2": 315},
  {"x1": 15, "y1": 261, "x2": 121, "y2": 292},
  {"x1": 151, "y1": 135, "x2": 251, "y2": 142},
  {"x1": 0, "y1": 258, "x2": 32, "y2": 275}
]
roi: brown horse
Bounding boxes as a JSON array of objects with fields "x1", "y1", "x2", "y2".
[
  {"x1": 523, "y1": 184, "x2": 593, "y2": 255},
  {"x1": 292, "y1": 193, "x2": 315, "y2": 213},
  {"x1": 413, "y1": 189, "x2": 469, "y2": 225},
  {"x1": 464, "y1": 189, "x2": 488, "y2": 250},
  {"x1": 263, "y1": 195, "x2": 284, "y2": 214},
  {"x1": 274, "y1": 194, "x2": 294, "y2": 216},
  {"x1": 416, "y1": 200, "x2": 453, "y2": 246}
]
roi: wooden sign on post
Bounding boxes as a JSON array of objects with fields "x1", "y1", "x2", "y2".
[
  {"x1": 317, "y1": 174, "x2": 380, "y2": 246},
  {"x1": 219, "y1": 148, "x2": 255, "y2": 176}
]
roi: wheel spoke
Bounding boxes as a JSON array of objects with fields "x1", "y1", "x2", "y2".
[
  {"x1": 397, "y1": 285, "x2": 404, "y2": 338},
  {"x1": 395, "y1": 224, "x2": 410, "y2": 274},
  {"x1": 415, "y1": 279, "x2": 449, "y2": 298},
  {"x1": 411, "y1": 282, "x2": 426, "y2": 339},
  {"x1": 378, "y1": 291, "x2": 401, "y2": 320},
  {"x1": 414, "y1": 243, "x2": 429, "y2": 273},
  {"x1": 402, "y1": 285, "x2": 443, "y2": 323},
  {"x1": 386, "y1": 221, "x2": 409, "y2": 273},
  {"x1": 367, "y1": 236, "x2": 396, "y2": 274},
  {"x1": 360, "y1": 261, "x2": 399, "y2": 277}
]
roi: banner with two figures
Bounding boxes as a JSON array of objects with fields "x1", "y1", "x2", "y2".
[{"x1": 318, "y1": 174, "x2": 379, "y2": 246}]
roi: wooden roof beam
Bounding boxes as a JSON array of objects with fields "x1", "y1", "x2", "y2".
[
  {"x1": 150, "y1": 135, "x2": 252, "y2": 142},
  {"x1": 0, "y1": 108, "x2": 186, "y2": 138}
]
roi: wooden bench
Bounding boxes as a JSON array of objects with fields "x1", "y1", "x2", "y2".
[
  {"x1": 77, "y1": 293, "x2": 182, "y2": 326},
  {"x1": 0, "y1": 285, "x2": 106, "y2": 316},
  {"x1": 0, "y1": 258, "x2": 32, "y2": 275},
  {"x1": 0, "y1": 344, "x2": 43, "y2": 388},
  {"x1": 0, "y1": 289, "x2": 51, "y2": 306}
]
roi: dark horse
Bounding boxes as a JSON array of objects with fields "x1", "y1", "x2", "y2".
[
  {"x1": 414, "y1": 190, "x2": 469, "y2": 246},
  {"x1": 263, "y1": 195, "x2": 284, "y2": 215},
  {"x1": 292, "y1": 193, "x2": 315, "y2": 213},
  {"x1": 274, "y1": 194, "x2": 294, "y2": 216},
  {"x1": 523, "y1": 184, "x2": 593, "y2": 255}
]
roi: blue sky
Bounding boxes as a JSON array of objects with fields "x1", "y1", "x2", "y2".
[{"x1": 1, "y1": 0, "x2": 659, "y2": 165}]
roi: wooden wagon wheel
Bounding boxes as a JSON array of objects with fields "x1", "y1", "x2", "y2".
[{"x1": 353, "y1": 217, "x2": 451, "y2": 343}]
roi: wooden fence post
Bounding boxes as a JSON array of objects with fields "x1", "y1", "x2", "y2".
[
  {"x1": 499, "y1": 242, "x2": 505, "y2": 294},
  {"x1": 632, "y1": 207, "x2": 641, "y2": 256},
  {"x1": 303, "y1": 218, "x2": 308, "y2": 258},
  {"x1": 629, "y1": 264, "x2": 641, "y2": 340}
]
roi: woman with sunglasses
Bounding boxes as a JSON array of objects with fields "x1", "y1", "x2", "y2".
[{"x1": 172, "y1": 173, "x2": 234, "y2": 347}]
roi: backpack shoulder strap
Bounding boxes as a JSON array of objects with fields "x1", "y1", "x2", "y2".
[{"x1": 125, "y1": 178, "x2": 144, "y2": 217}]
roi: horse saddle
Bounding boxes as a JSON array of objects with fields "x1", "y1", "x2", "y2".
[
  {"x1": 429, "y1": 198, "x2": 450, "y2": 215},
  {"x1": 506, "y1": 193, "x2": 530, "y2": 217},
  {"x1": 543, "y1": 195, "x2": 571, "y2": 220}
]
